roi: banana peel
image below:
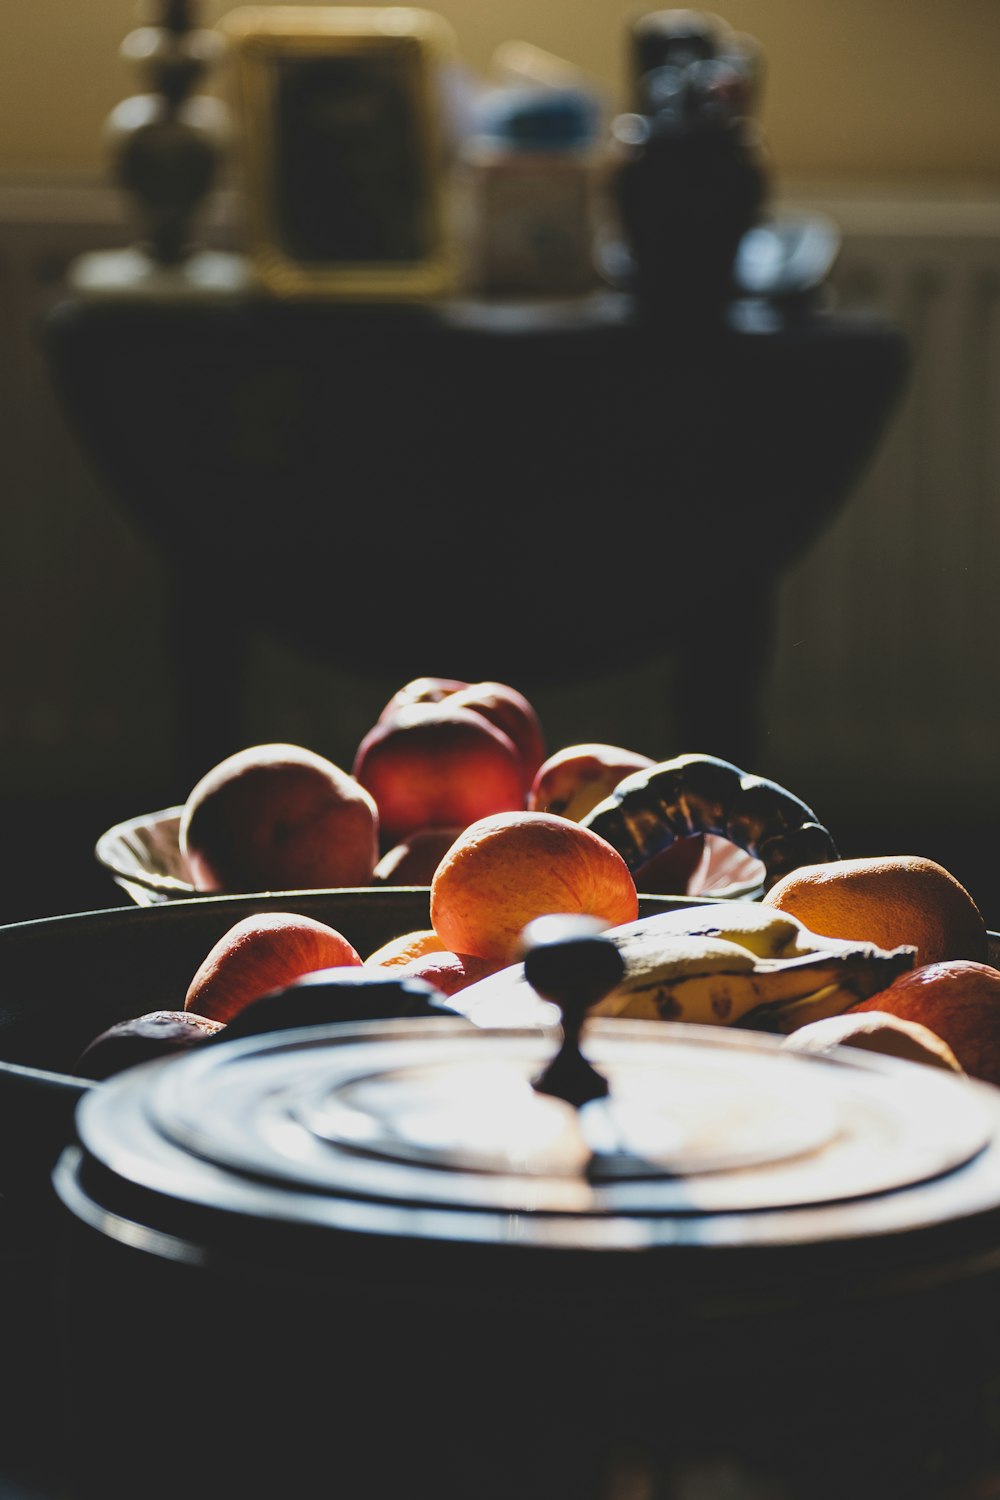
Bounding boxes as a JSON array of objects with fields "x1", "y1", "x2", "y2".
[
  {"x1": 453, "y1": 900, "x2": 916, "y2": 1034},
  {"x1": 595, "y1": 902, "x2": 915, "y2": 1031}
]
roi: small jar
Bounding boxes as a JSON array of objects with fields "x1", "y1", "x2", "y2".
[{"x1": 451, "y1": 85, "x2": 603, "y2": 298}]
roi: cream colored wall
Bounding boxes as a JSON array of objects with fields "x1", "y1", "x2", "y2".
[{"x1": 2, "y1": 1, "x2": 999, "y2": 188}]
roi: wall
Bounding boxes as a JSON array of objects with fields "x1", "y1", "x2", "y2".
[{"x1": 1, "y1": 1, "x2": 999, "y2": 189}]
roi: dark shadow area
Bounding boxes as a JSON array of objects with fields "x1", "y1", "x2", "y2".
[{"x1": 40, "y1": 291, "x2": 908, "y2": 791}]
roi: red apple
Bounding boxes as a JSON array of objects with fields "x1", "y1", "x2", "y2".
[
  {"x1": 180, "y1": 743, "x2": 379, "y2": 894},
  {"x1": 218, "y1": 966, "x2": 459, "y2": 1038},
  {"x1": 849, "y1": 959, "x2": 1000, "y2": 1086},
  {"x1": 185, "y1": 911, "x2": 363, "y2": 1024},
  {"x1": 353, "y1": 701, "x2": 526, "y2": 847},
  {"x1": 395, "y1": 949, "x2": 508, "y2": 996},
  {"x1": 378, "y1": 677, "x2": 471, "y2": 720},
  {"x1": 445, "y1": 681, "x2": 546, "y2": 789},
  {"x1": 379, "y1": 677, "x2": 545, "y2": 792},
  {"x1": 528, "y1": 743, "x2": 656, "y2": 823},
  {"x1": 371, "y1": 826, "x2": 463, "y2": 885}
]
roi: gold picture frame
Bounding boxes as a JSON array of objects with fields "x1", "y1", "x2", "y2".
[{"x1": 220, "y1": 6, "x2": 458, "y2": 299}]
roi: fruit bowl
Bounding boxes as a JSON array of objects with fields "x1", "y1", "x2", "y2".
[
  {"x1": 1, "y1": 876, "x2": 997, "y2": 1204},
  {"x1": 95, "y1": 805, "x2": 767, "y2": 906}
]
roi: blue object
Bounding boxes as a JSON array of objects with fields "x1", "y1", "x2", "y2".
[{"x1": 474, "y1": 84, "x2": 600, "y2": 150}]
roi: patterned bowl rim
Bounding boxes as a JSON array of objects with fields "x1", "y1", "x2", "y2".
[{"x1": 94, "y1": 806, "x2": 767, "y2": 907}]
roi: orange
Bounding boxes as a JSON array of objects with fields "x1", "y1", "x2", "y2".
[
  {"x1": 430, "y1": 810, "x2": 639, "y2": 965},
  {"x1": 762, "y1": 854, "x2": 987, "y2": 968},
  {"x1": 364, "y1": 928, "x2": 447, "y2": 968},
  {"x1": 782, "y1": 1010, "x2": 963, "y2": 1074}
]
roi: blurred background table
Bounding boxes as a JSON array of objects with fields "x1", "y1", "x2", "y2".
[{"x1": 41, "y1": 287, "x2": 907, "y2": 793}]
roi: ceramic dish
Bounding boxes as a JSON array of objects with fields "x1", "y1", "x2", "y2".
[{"x1": 94, "y1": 805, "x2": 767, "y2": 906}]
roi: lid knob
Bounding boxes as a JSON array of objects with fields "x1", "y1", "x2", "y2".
[{"x1": 521, "y1": 915, "x2": 625, "y2": 1107}]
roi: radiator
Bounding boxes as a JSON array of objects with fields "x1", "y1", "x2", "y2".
[
  {"x1": 760, "y1": 190, "x2": 1000, "y2": 824},
  {"x1": 1, "y1": 182, "x2": 998, "y2": 812}
]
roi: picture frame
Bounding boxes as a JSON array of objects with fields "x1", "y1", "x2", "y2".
[{"x1": 220, "y1": 6, "x2": 458, "y2": 299}]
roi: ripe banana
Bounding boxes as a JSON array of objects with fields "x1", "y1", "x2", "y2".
[
  {"x1": 592, "y1": 902, "x2": 915, "y2": 1029},
  {"x1": 603, "y1": 901, "x2": 833, "y2": 961},
  {"x1": 454, "y1": 900, "x2": 916, "y2": 1033}
]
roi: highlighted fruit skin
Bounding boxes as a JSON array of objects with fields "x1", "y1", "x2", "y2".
[
  {"x1": 353, "y1": 701, "x2": 526, "y2": 847},
  {"x1": 395, "y1": 950, "x2": 506, "y2": 996},
  {"x1": 529, "y1": 743, "x2": 655, "y2": 823},
  {"x1": 763, "y1": 854, "x2": 988, "y2": 968},
  {"x1": 377, "y1": 677, "x2": 470, "y2": 717},
  {"x1": 185, "y1": 912, "x2": 363, "y2": 1024},
  {"x1": 364, "y1": 929, "x2": 447, "y2": 968},
  {"x1": 180, "y1": 743, "x2": 379, "y2": 894},
  {"x1": 446, "y1": 681, "x2": 546, "y2": 790},
  {"x1": 782, "y1": 1011, "x2": 963, "y2": 1073},
  {"x1": 430, "y1": 810, "x2": 639, "y2": 966},
  {"x1": 850, "y1": 959, "x2": 1000, "y2": 1086},
  {"x1": 378, "y1": 678, "x2": 545, "y2": 792}
]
